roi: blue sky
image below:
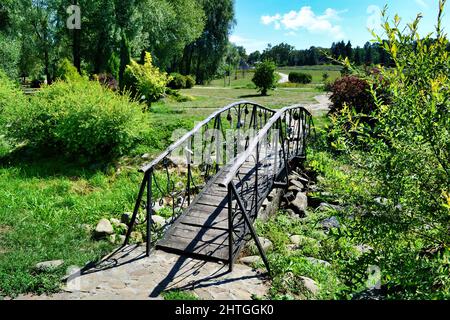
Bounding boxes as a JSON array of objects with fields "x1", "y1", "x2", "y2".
[{"x1": 230, "y1": 0, "x2": 450, "y2": 53}]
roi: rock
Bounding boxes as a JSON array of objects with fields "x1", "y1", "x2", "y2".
[
  {"x1": 108, "y1": 234, "x2": 117, "y2": 244},
  {"x1": 239, "y1": 256, "x2": 262, "y2": 266},
  {"x1": 35, "y1": 260, "x2": 64, "y2": 272},
  {"x1": 151, "y1": 215, "x2": 166, "y2": 228},
  {"x1": 289, "y1": 235, "x2": 302, "y2": 246},
  {"x1": 142, "y1": 153, "x2": 151, "y2": 160},
  {"x1": 262, "y1": 198, "x2": 270, "y2": 209},
  {"x1": 355, "y1": 244, "x2": 373, "y2": 254},
  {"x1": 118, "y1": 235, "x2": 126, "y2": 244},
  {"x1": 305, "y1": 257, "x2": 331, "y2": 267},
  {"x1": 290, "y1": 180, "x2": 304, "y2": 190},
  {"x1": 300, "y1": 276, "x2": 319, "y2": 295},
  {"x1": 320, "y1": 216, "x2": 340, "y2": 230},
  {"x1": 121, "y1": 213, "x2": 131, "y2": 224},
  {"x1": 95, "y1": 219, "x2": 114, "y2": 238},
  {"x1": 283, "y1": 192, "x2": 296, "y2": 202},
  {"x1": 288, "y1": 185, "x2": 302, "y2": 193},
  {"x1": 317, "y1": 203, "x2": 343, "y2": 212},
  {"x1": 130, "y1": 231, "x2": 143, "y2": 243},
  {"x1": 167, "y1": 155, "x2": 187, "y2": 167},
  {"x1": 259, "y1": 237, "x2": 273, "y2": 252},
  {"x1": 248, "y1": 237, "x2": 273, "y2": 254},
  {"x1": 290, "y1": 192, "x2": 308, "y2": 216}
]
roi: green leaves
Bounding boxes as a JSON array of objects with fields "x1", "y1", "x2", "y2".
[{"x1": 252, "y1": 60, "x2": 277, "y2": 96}]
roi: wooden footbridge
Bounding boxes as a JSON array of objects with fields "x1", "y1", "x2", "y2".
[{"x1": 124, "y1": 102, "x2": 314, "y2": 273}]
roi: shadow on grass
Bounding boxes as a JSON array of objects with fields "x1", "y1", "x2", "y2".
[
  {"x1": 0, "y1": 145, "x2": 118, "y2": 180},
  {"x1": 238, "y1": 94, "x2": 266, "y2": 99}
]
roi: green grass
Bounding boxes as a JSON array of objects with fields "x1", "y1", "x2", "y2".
[{"x1": 162, "y1": 290, "x2": 199, "y2": 300}]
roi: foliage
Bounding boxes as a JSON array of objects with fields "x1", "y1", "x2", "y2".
[
  {"x1": 325, "y1": 2, "x2": 450, "y2": 299},
  {"x1": 252, "y1": 60, "x2": 277, "y2": 96},
  {"x1": 288, "y1": 72, "x2": 312, "y2": 84},
  {"x1": 329, "y1": 76, "x2": 375, "y2": 115},
  {"x1": 0, "y1": 69, "x2": 28, "y2": 117},
  {"x1": 55, "y1": 59, "x2": 82, "y2": 82},
  {"x1": 184, "y1": 75, "x2": 195, "y2": 89},
  {"x1": 168, "y1": 73, "x2": 187, "y2": 89},
  {"x1": 1, "y1": 78, "x2": 146, "y2": 160},
  {"x1": 0, "y1": 33, "x2": 20, "y2": 79},
  {"x1": 162, "y1": 290, "x2": 199, "y2": 300},
  {"x1": 95, "y1": 73, "x2": 119, "y2": 92},
  {"x1": 123, "y1": 52, "x2": 170, "y2": 105}
]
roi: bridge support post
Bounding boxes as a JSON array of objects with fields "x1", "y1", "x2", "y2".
[{"x1": 228, "y1": 184, "x2": 234, "y2": 273}]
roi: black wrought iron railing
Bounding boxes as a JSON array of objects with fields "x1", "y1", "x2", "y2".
[
  {"x1": 123, "y1": 101, "x2": 276, "y2": 256},
  {"x1": 220, "y1": 106, "x2": 314, "y2": 274}
]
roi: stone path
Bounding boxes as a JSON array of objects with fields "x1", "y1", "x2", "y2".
[
  {"x1": 15, "y1": 245, "x2": 269, "y2": 300},
  {"x1": 277, "y1": 72, "x2": 289, "y2": 84}
]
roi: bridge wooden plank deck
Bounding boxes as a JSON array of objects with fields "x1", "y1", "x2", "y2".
[{"x1": 156, "y1": 152, "x2": 275, "y2": 262}]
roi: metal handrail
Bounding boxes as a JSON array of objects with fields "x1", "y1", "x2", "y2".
[
  {"x1": 220, "y1": 105, "x2": 313, "y2": 187},
  {"x1": 140, "y1": 101, "x2": 275, "y2": 173}
]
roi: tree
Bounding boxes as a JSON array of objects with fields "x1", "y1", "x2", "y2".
[
  {"x1": 181, "y1": 0, "x2": 235, "y2": 84},
  {"x1": 252, "y1": 60, "x2": 276, "y2": 96},
  {"x1": 119, "y1": 33, "x2": 131, "y2": 90},
  {"x1": 248, "y1": 51, "x2": 261, "y2": 65}
]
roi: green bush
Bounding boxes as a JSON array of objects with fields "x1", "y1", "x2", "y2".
[
  {"x1": 0, "y1": 69, "x2": 28, "y2": 117},
  {"x1": 168, "y1": 73, "x2": 186, "y2": 89},
  {"x1": 185, "y1": 75, "x2": 195, "y2": 89},
  {"x1": 123, "y1": 52, "x2": 170, "y2": 105},
  {"x1": 288, "y1": 72, "x2": 312, "y2": 84},
  {"x1": 252, "y1": 60, "x2": 277, "y2": 96},
  {"x1": 55, "y1": 59, "x2": 82, "y2": 82},
  {"x1": 1, "y1": 78, "x2": 146, "y2": 159}
]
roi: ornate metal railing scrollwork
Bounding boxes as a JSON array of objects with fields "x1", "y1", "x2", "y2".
[{"x1": 220, "y1": 105, "x2": 314, "y2": 274}]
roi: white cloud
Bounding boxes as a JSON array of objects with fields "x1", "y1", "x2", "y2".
[
  {"x1": 260, "y1": 6, "x2": 346, "y2": 39},
  {"x1": 229, "y1": 35, "x2": 267, "y2": 53}
]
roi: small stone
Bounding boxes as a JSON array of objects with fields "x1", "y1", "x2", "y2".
[
  {"x1": 290, "y1": 192, "x2": 308, "y2": 216},
  {"x1": 305, "y1": 257, "x2": 331, "y2": 267},
  {"x1": 35, "y1": 260, "x2": 64, "y2": 272},
  {"x1": 239, "y1": 256, "x2": 262, "y2": 266},
  {"x1": 317, "y1": 203, "x2": 343, "y2": 212},
  {"x1": 300, "y1": 276, "x2": 319, "y2": 295},
  {"x1": 108, "y1": 234, "x2": 117, "y2": 244},
  {"x1": 95, "y1": 219, "x2": 114, "y2": 238},
  {"x1": 142, "y1": 153, "x2": 151, "y2": 160},
  {"x1": 289, "y1": 235, "x2": 302, "y2": 246},
  {"x1": 259, "y1": 237, "x2": 273, "y2": 252},
  {"x1": 283, "y1": 192, "x2": 296, "y2": 202},
  {"x1": 118, "y1": 235, "x2": 126, "y2": 244},
  {"x1": 321, "y1": 216, "x2": 340, "y2": 230},
  {"x1": 121, "y1": 213, "x2": 131, "y2": 224},
  {"x1": 290, "y1": 180, "x2": 304, "y2": 190},
  {"x1": 151, "y1": 215, "x2": 166, "y2": 228}
]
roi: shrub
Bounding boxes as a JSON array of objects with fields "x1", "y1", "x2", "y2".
[
  {"x1": 96, "y1": 73, "x2": 119, "y2": 91},
  {"x1": 329, "y1": 76, "x2": 374, "y2": 114},
  {"x1": 185, "y1": 75, "x2": 195, "y2": 89},
  {"x1": 107, "y1": 52, "x2": 120, "y2": 80},
  {"x1": 1, "y1": 78, "x2": 145, "y2": 159},
  {"x1": 168, "y1": 73, "x2": 186, "y2": 89},
  {"x1": 55, "y1": 59, "x2": 82, "y2": 82},
  {"x1": 288, "y1": 72, "x2": 312, "y2": 84},
  {"x1": 252, "y1": 60, "x2": 277, "y2": 96},
  {"x1": 0, "y1": 69, "x2": 28, "y2": 116},
  {"x1": 123, "y1": 52, "x2": 170, "y2": 105}
]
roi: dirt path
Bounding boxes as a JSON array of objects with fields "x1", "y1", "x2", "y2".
[{"x1": 277, "y1": 72, "x2": 289, "y2": 84}]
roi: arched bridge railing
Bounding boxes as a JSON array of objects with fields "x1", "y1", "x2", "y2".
[
  {"x1": 219, "y1": 105, "x2": 314, "y2": 274},
  {"x1": 124, "y1": 101, "x2": 276, "y2": 256}
]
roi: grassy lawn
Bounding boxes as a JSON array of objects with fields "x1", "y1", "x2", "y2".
[
  {"x1": 0, "y1": 82, "x2": 322, "y2": 298},
  {"x1": 277, "y1": 66, "x2": 342, "y2": 84}
]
